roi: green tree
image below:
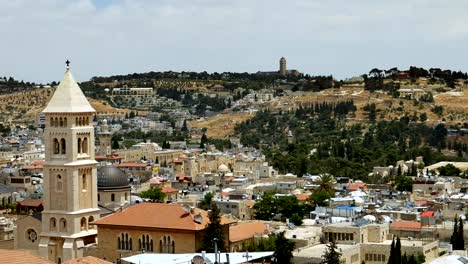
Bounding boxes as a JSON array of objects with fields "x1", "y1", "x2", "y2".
[
  {"x1": 200, "y1": 134, "x2": 208, "y2": 148},
  {"x1": 451, "y1": 216, "x2": 459, "y2": 248},
  {"x1": 273, "y1": 231, "x2": 295, "y2": 264},
  {"x1": 395, "y1": 176, "x2": 413, "y2": 192},
  {"x1": 290, "y1": 213, "x2": 303, "y2": 226},
  {"x1": 200, "y1": 192, "x2": 214, "y2": 210},
  {"x1": 456, "y1": 217, "x2": 465, "y2": 250},
  {"x1": 111, "y1": 138, "x2": 120, "y2": 149},
  {"x1": 321, "y1": 239, "x2": 342, "y2": 264},
  {"x1": 439, "y1": 164, "x2": 461, "y2": 176},
  {"x1": 309, "y1": 190, "x2": 331, "y2": 207},
  {"x1": 316, "y1": 174, "x2": 335, "y2": 197},
  {"x1": 200, "y1": 204, "x2": 226, "y2": 252},
  {"x1": 140, "y1": 188, "x2": 166, "y2": 203}
]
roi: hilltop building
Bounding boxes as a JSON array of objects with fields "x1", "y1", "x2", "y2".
[{"x1": 256, "y1": 57, "x2": 302, "y2": 77}]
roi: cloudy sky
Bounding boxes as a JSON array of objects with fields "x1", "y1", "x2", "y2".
[{"x1": 1, "y1": 0, "x2": 468, "y2": 83}]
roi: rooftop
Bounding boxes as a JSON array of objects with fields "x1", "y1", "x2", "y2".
[
  {"x1": 0, "y1": 249, "x2": 53, "y2": 264},
  {"x1": 92, "y1": 203, "x2": 236, "y2": 231},
  {"x1": 229, "y1": 221, "x2": 269, "y2": 243}
]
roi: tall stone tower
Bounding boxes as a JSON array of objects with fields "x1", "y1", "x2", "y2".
[
  {"x1": 98, "y1": 119, "x2": 112, "y2": 156},
  {"x1": 38, "y1": 64, "x2": 99, "y2": 263},
  {"x1": 279, "y1": 57, "x2": 287, "y2": 76}
]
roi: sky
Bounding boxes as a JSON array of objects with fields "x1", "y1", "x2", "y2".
[{"x1": 1, "y1": 0, "x2": 468, "y2": 83}]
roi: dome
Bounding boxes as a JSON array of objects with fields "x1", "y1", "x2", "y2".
[
  {"x1": 97, "y1": 165, "x2": 129, "y2": 190},
  {"x1": 0, "y1": 168, "x2": 19, "y2": 177},
  {"x1": 218, "y1": 164, "x2": 229, "y2": 173},
  {"x1": 0, "y1": 145, "x2": 12, "y2": 152}
]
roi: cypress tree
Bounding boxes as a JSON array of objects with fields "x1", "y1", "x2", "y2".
[
  {"x1": 457, "y1": 217, "x2": 465, "y2": 250},
  {"x1": 395, "y1": 237, "x2": 402, "y2": 264},
  {"x1": 321, "y1": 239, "x2": 342, "y2": 264},
  {"x1": 408, "y1": 255, "x2": 417, "y2": 264},
  {"x1": 402, "y1": 253, "x2": 408, "y2": 264},
  {"x1": 388, "y1": 237, "x2": 395, "y2": 264},
  {"x1": 451, "y1": 216, "x2": 459, "y2": 248}
]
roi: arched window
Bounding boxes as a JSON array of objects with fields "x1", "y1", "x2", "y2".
[
  {"x1": 98, "y1": 194, "x2": 100, "y2": 201},
  {"x1": 50, "y1": 218, "x2": 56, "y2": 230},
  {"x1": 160, "y1": 236, "x2": 175, "y2": 253},
  {"x1": 60, "y1": 138, "x2": 66, "y2": 154},
  {"x1": 53, "y1": 138, "x2": 60, "y2": 154},
  {"x1": 82, "y1": 174, "x2": 86, "y2": 190},
  {"x1": 75, "y1": 117, "x2": 79, "y2": 126},
  {"x1": 119, "y1": 233, "x2": 132, "y2": 250},
  {"x1": 55, "y1": 118, "x2": 58, "y2": 127},
  {"x1": 50, "y1": 117, "x2": 54, "y2": 127},
  {"x1": 59, "y1": 218, "x2": 67, "y2": 232},
  {"x1": 77, "y1": 138, "x2": 82, "y2": 154},
  {"x1": 82, "y1": 137, "x2": 88, "y2": 154},
  {"x1": 111, "y1": 193, "x2": 115, "y2": 202},
  {"x1": 86, "y1": 117, "x2": 89, "y2": 125},
  {"x1": 59, "y1": 118, "x2": 63, "y2": 127},
  {"x1": 80, "y1": 217, "x2": 87, "y2": 231},
  {"x1": 139, "y1": 234, "x2": 153, "y2": 252},
  {"x1": 63, "y1": 117, "x2": 67, "y2": 127},
  {"x1": 88, "y1": 216, "x2": 94, "y2": 229},
  {"x1": 56, "y1": 174, "x2": 62, "y2": 192},
  {"x1": 125, "y1": 192, "x2": 128, "y2": 201}
]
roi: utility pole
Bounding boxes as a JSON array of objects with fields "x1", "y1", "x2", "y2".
[{"x1": 213, "y1": 238, "x2": 219, "y2": 264}]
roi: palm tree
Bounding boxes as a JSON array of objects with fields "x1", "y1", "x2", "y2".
[{"x1": 316, "y1": 174, "x2": 335, "y2": 197}]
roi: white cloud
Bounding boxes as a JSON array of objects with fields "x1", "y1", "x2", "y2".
[{"x1": 0, "y1": 0, "x2": 468, "y2": 82}]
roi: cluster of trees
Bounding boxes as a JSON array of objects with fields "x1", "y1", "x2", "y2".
[
  {"x1": 292, "y1": 76, "x2": 334, "y2": 91},
  {"x1": 139, "y1": 188, "x2": 165, "y2": 203},
  {"x1": 243, "y1": 232, "x2": 296, "y2": 264},
  {"x1": 451, "y1": 216, "x2": 465, "y2": 250},
  {"x1": 388, "y1": 236, "x2": 425, "y2": 264},
  {"x1": 234, "y1": 105, "x2": 458, "y2": 181},
  {"x1": 0, "y1": 76, "x2": 36, "y2": 94}
]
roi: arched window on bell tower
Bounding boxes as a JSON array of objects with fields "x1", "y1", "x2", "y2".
[
  {"x1": 82, "y1": 173, "x2": 87, "y2": 191},
  {"x1": 77, "y1": 138, "x2": 82, "y2": 154},
  {"x1": 82, "y1": 137, "x2": 88, "y2": 154},
  {"x1": 56, "y1": 174, "x2": 63, "y2": 192},
  {"x1": 60, "y1": 138, "x2": 66, "y2": 154},
  {"x1": 53, "y1": 139, "x2": 60, "y2": 154},
  {"x1": 63, "y1": 117, "x2": 67, "y2": 127},
  {"x1": 59, "y1": 118, "x2": 63, "y2": 127}
]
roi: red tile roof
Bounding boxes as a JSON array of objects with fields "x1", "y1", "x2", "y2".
[
  {"x1": 421, "y1": 211, "x2": 435, "y2": 218},
  {"x1": 31, "y1": 160, "x2": 45, "y2": 165},
  {"x1": 64, "y1": 256, "x2": 113, "y2": 264},
  {"x1": 390, "y1": 221, "x2": 422, "y2": 229},
  {"x1": 0, "y1": 249, "x2": 53, "y2": 264},
  {"x1": 347, "y1": 182, "x2": 367, "y2": 191},
  {"x1": 229, "y1": 222, "x2": 269, "y2": 243},
  {"x1": 17, "y1": 199, "x2": 42, "y2": 207},
  {"x1": 92, "y1": 203, "x2": 236, "y2": 231},
  {"x1": 161, "y1": 186, "x2": 179, "y2": 193},
  {"x1": 22, "y1": 164, "x2": 43, "y2": 170},
  {"x1": 295, "y1": 193, "x2": 310, "y2": 201},
  {"x1": 115, "y1": 163, "x2": 147, "y2": 168}
]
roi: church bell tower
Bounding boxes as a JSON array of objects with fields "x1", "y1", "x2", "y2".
[{"x1": 38, "y1": 62, "x2": 99, "y2": 263}]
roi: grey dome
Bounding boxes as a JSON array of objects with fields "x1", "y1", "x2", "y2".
[
  {"x1": 0, "y1": 168, "x2": 19, "y2": 177},
  {"x1": 97, "y1": 165, "x2": 129, "y2": 190},
  {"x1": 0, "y1": 145, "x2": 12, "y2": 152}
]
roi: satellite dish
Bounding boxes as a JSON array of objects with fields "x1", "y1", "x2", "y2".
[
  {"x1": 192, "y1": 255, "x2": 204, "y2": 264},
  {"x1": 194, "y1": 214, "x2": 203, "y2": 224},
  {"x1": 182, "y1": 205, "x2": 191, "y2": 213}
]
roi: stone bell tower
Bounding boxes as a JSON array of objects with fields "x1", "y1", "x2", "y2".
[{"x1": 38, "y1": 62, "x2": 99, "y2": 263}]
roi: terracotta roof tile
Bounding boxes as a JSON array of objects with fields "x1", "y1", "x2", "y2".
[
  {"x1": 347, "y1": 182, "x2": 367, "y2": 191},
  {"x1": 64, "y1": 256, "x2": 113, "y2": 264},
  {"x1": 161, "y1": 186, "x2": 179, "y2": 193},
  {"x1": 17, "y1": 199, "x2": 42, "y2": 207},
  {"x1": 0, "y1": 249, "x2": 53, "y2": 264},
  {"x1": 421, "y1": 211, "x2": 435, "y2": 217},
  {"x1": 390, "y1": 221, "x2": 422, "y2": 229},
  {"x1": 229, "y1": 222, "x2": 269, "y2": 243},
  {"x1": 92, "y1": 203, "x2": 236, "y2": 231},
  {"x1": 115, "y1": 163, "x2": 147, "y2": 168},
  {"x1": 295, "y1": 193, "x2": 310, "y2": 201}
]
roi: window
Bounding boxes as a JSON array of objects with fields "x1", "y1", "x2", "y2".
[
  {"x1": 53, "y1": 138, "x2": 60, "y2": 154},
  {"x1": 160, "y1": 236, "x2": 175, "y2": 253},
  {"x1": 50, "y1": 117, "x2": 54, "y2": 127},
  {"x1": 77, "y1": 138, "x2": 82, "y2": 153},
  {"x1": 98, "y1": 194, "x2": 100, "y2": 201},
  {"x1": 111, "y1": 193, "x2": 115, "y2": 202},
  {"x1": 59, "y1": 218, "x2": 67, "y2": 232},
  {"x1": 80, "y1": 217, "x2": 87, "y2": 231},
  {"x1": 75, "y1": 117, "x2": 79, "y2": 126},
  {"x1": 118, "y1": 233, "x2": 132, "y2": 250},
  {"x1": 59, "y1": 118, "x2": 63, "y2": 127},
  {"x1": 139, "y1": 234, "x2": 154, "y2": 252},
  {"x1": 50, "y1": 218, "x2": 56, "y2": 230},
  {"x1": 63, "y1": 117, "x2": 67, "y2": 127},
  {"x1": 89, "y1": 216, "x2": 94, "y2": 229},
  {"x1": 60, "y1": 138, "x2": 66, "y2": 154},
  {"x1": 26, "y1": 229, "x2": 37, "y2": 243},
  {"x1": 82, "y1": 174, "x2": 87, "y2": 191},
  {"x1": 125, "y1": 192, "x2": 128, "y2": 201},
  {"x1": 82, "y1": 137, "x2": 88, "y2": 154},
  {"x1": 56, "y1": 174, "x2": 63, "y2": 192}
]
